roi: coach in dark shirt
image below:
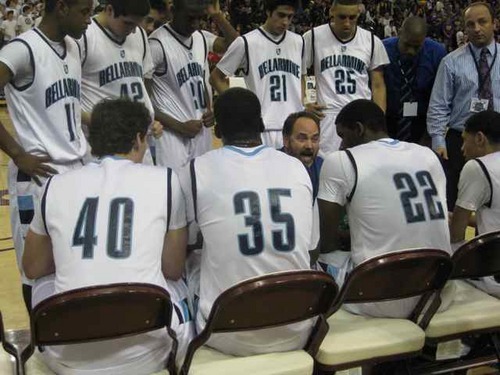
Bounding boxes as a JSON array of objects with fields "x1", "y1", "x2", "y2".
[{"x1": 383, "y1": 16, "x2": 446, "y2": 144}]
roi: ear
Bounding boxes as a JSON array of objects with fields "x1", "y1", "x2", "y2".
[
  {"x1": 105, "y1": 4, "x2": 115, "y2": 17},
  {"x1": 476, "y1": 131, "x2": 488, "y2": 147},
  {"x1": 354, "y1": 121, "x2": 365, "y2": 137},
  {"x1": 55, "y1": 0, "x2": 69, "y2": 15}
]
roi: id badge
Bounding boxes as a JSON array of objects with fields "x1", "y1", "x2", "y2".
[
  {"x1": 470, "y1": 98, "x2": 489, "y2": 113},
  {"x1": 403, "y1": 102, "x2": 418, "y2": 117}
]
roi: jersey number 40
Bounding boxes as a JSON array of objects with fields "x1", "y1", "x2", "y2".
[{"x1": 72, "y1": 197, "x2": 134, "y2": 259}]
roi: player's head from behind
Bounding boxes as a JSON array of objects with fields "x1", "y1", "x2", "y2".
[
  {"x1": 98, "y1": 0, "x2": 150, "y2": 38},
  {"x1": 214, "y1": 88, "x2": 265, "y2": 146},
  {"x1": 43, "y1": 0, "x2": 93, "y2": 39},
  {"x1": 462, "y1": 111, "x2": 500, "y2": 160},
  {"x1": 463, "y1": 1, "x2": 495, "y2": 48},
  {"x1": 89, "y1": 98, "x2": 151, "y2": 162},
  {"x1": 283, "y1": 111, "x2": 320, "y2": 167},
  {"x1": 263, "y1": 0, "x2": 298, "y2": 36},
  {"x1": 330, "y1": 0, "x2": 360, "y2": 41},
  {"x1": 171, "y1": 0, "x2": 211, "y2": 37},
  {"x1": 335, "y1": 99, "x2": 387, "y2": 149},
  {"x1": 398, "y1": 16, "x2": 427, "y2": 59}
]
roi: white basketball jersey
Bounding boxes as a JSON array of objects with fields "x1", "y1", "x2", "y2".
[
  {"x1": 5, "y1": 29, "x2": 87, "y2": 162},
  {"x1": 475, "y1": 153, "x2": 500, "y2": 235},
  {"x1": 80, "y1": 19, "x2": 154, "y2": 117},
  {"x1": 242, "y1": 29, "x2": 304, "y2": 131},
  {"x1": 346, "y1": 140, "x2": 451, "y2": 265},
  {"x1": 186, "y1": 146, "x2": 313, "y2": 353},
  {"x1": 308, "y1": 25, "x2": 376, "y2": 113},
  {"x1": 39, "y1": 157, "x2": 185, "y2": 371},
  {"x1": 149, "y1": 25, "x2": 208, "y2": 122}
]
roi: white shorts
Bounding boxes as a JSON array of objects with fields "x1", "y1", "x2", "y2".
[
  {"x1": 261, "y1": 131, "x2": 283, "y2": 149},
  {"x1": 155, "y1": 127, "x2": 212, "y2": 171},
  {"x1": 318, "y1": 111, "x2": 341, "y2": 157},
  {"x1": 468, "y1": 277, "x2": 500, "y2": 298},
  {"x1": 8, "y1": 159, "x2": 84, "y2": 285},
  {"x1": 33, "y1": 275, "x2": 195, "y2": 373}
]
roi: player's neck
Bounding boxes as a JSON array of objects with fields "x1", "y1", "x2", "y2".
[
  {"x1": 369, "y1": 132, "x2": 390, "y2": 143},
  {"x1": 225, "y1": 139, "x2": 263, "y2": 148},
  {"x1": 261, "y1": 23, "x2": 284, "y2": 38},
  {"x1": 37, "y1": 15, "x2": 65, "y2": 42}
]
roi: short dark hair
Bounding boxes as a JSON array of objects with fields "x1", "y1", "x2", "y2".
[
  {"x1": 335, "y1": 99, "x2": 387, "y2": 133},
  {"x1": 150, "y1": 0, "x2": 168, "y2": 12},
  {"x1": 464, "y1": 111, "x2": 500, "y2": 144},
  {"x1": 464, "y1": 1, "x2": 495, "y2": 20},
  {"x1": 101, "y1": 0, "x2": 151, "y2": 17},
  {"x1": 282, "y1": 111, "x2": 320, "y2": 137},
  {"x1": 173, "y1": 0, "x2": 211, "y2": 12},
  {"x1": 264, "y1": 0, "x2": 299, "y2": 13},
  {"x1": 214, "y1": 88, "x2": 264, "y2": 140},
  {"x1": 45, "y1": 0, "x2": 78, "y2": 13},
  {"x1": 89, "y1": 98, "x2": 151, "y2": 157}
]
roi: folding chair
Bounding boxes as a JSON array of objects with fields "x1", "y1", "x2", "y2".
[
  {"x1": 6, "y1": 283, "x2": 178, "y2": 375},
  {"x1": 179, "y1": 270, "x2": 339, "y2": 375},
  {"x1": 314, "y1": 249, "x2": 453, "y2": 374},
  {"x1": 414, "y1": 231, "x2": 500, "y2": 374}
]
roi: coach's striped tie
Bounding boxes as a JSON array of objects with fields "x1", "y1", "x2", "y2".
[{"x1": 397, "y1": 62, "x2": 416, "y2": 141}]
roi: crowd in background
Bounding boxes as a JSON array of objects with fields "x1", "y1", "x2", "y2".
[
  {"x1": 0, "y1": 0, "x2": 499, "y2": 53},
  {"x1": 223, "y1": 0, "x2": 500, "y2": 52}
]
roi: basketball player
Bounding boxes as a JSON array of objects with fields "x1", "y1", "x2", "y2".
[
  {"x1": 450, "y1": 111, "x2": 500, "y2": 298},
  {"x1": 79, "y1": 0, "x2": 153, "y2": 125},
  {"x1": 318, "y1": 99, "x2": 453, "y2": 318},
  {"x1": 303, "y1": 0, "x2": 389, "y2": 155},
  {"x1": 210, "y1": 0, "x2": 304, "y2": 149},
  {"x1": 148, "y1": 0, "x2": 238, "y2": 170},
  {"x1": 0, "y1": 0, "x2": 93, "y2": 309},
  {"x1": 180, "y1": 88, "x2": 314, "y2": 356},
  {"x1": 23, "y1": 99, "x2": 193, "y2": 374}
]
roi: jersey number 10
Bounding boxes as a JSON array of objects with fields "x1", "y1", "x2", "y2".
[{"x1": 72, "y1": 197, "x2": 134, "y2": 259}]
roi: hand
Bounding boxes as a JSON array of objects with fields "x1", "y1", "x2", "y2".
[
  {"x1": 207, "y1": 0, "x2": 220, "y2": 16},
  {"x1": 13, "y1": 153, "x2": 58, "y2": 186},
  {"x1": 151, "y1": 121, "x2": 163, "y2": 139},
  {"x1": 305, "y1": 103, "x2": 326, "y2": 120},
  {"x1": 202, "y1": 111, "x2": 215, "y2": 128},
  {"x1": 435, "y1": 146, "x2": 448, "y2": 160},
  {"x1": 181, "y1": 120, "x2": 203, "y2": 138}
]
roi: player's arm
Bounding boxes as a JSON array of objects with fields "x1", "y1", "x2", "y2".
[
  {"x1": 209, "y1": 67, "x2": 229, "y2": 93},
  {"x1": 449, "y1": 206, "x2": 472, "y2": 244},
  {"x1": 208, "y1": 0, "x2": 239, "y2": 54},
  {"x1": 162, "y1": 226, "x2": 188, "y2": 280},
  {"x1": 0, "y1": 61, "x2": 57, "y2": 184},
  {"x1": 370, "y1": 68, "x2": 386, "y2": 113},
  {"x1": 318, "y1": 200, "x2": 343, "y2": 253},
  {"x1": 22, "y1": 230, "x2": 55, "y2": 279},
  {"x1": 144, "y1": 77, "x2": 203, "y2": 138}
]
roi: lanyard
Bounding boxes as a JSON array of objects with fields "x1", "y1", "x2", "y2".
[
  {"x1": 396, "y1": 47, "x2": 422, "y2": 97},
  {"x1": 469, "y1": 43, "x2": 498, "y2": 94}
]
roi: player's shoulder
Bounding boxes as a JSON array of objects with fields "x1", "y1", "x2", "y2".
[{"x1": 149, "y1": 23, "x2": 168, "y2": 40}]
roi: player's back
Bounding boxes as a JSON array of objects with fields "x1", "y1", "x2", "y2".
[
  {"x1": 41, "y1": 157, "x2": 181, "y2": 374},
  {"x1": 347, "y1": 139, "x2": 451, "y2": 265},
  {"x1": 188, "y1": 145, "x2": 314, "y2": 355},
  {"x1": 44, "y1": 157, "x2": 173, "y2": 292}
]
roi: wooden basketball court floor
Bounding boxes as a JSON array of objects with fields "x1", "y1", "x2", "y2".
[{"x1": 0, "y1": 107, "x2": 496, "y2": 374}]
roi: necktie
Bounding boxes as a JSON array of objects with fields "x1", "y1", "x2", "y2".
[
  {"x1": 479, "y1": 48, "x2": 494, "y2": 110},
  {"x1": 397, "y1": 61, "x2": 416, "y2": 141}
]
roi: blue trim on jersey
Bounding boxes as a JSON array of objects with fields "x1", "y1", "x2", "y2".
[
  {"x1": 225, "y1": 145, "x2": 268, "y2": 156},
  {"x1": 18, "y1": 195, "x2": 34, "y2": 211},
  {"x1": 377, "y1": 138, "x2": 400, "y2": 146}
]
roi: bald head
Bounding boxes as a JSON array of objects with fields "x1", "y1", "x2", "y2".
[
  {"x1": 400, "y1": 16, "x2": 427, "y2": 38},
  {"x1": 398, "y1": 16, "x2": 427, "y2": 58}
]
